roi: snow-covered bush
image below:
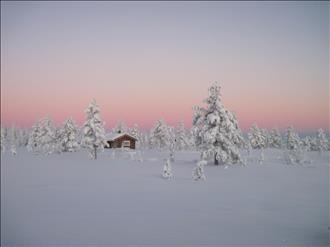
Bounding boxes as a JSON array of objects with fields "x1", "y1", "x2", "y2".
[
  {"x1": 81, "y1": 99, "x2": 108, "y2": 159},
  {"x1": 192, "y1": 82, "x2": 244, "y2": 165},
  {"x1": 192, "y1": 160, "x2": 207, "y2": 181},
  {"x1": 150, "y1": 119, "x2": 171, "y2": 150},
  {"x1": 162, "y1": 158, "x2": 173, "y2": 179},
  {"x1": 58, "y1": 117, "x2": 80, "y2": 152}
]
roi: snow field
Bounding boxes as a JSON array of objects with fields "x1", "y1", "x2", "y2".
[{"x1": 1, "y1": 148, "x2": 329, "y2": 246}]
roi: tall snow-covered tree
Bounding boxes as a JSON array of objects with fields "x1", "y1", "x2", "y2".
[
  {"x1": 81, "y1": 99, "x2": 108, "y2": 159},
  {"x1": 149, "y1": 119, "x2": 171, "y2": 150},
  {"x1": 268, "y1": 128, "x2": 282, "y2": 148},
  {"x1": 58, "y1": 117, "x2": 80, "y2": 152},
  {"x1": 316, "y1": 128, "x2": 328, "y2": 152},
  {"x1": 192, "y1": 82, "x2": 244, "y2": 165}
]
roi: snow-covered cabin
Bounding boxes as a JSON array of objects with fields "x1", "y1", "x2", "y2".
[{"x1": 105, "y1": 132, "x2": 137, "y2": 149}]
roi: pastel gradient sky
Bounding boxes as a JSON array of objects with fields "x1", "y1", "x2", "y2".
[{"x1": 1, "y1": 1, "x2": 329, "y2": 132}]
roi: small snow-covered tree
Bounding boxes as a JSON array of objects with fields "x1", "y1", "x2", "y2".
[
  {"x1": 248, "y1": 124, "x2": 268, "y2": 164},
  {"x1": 175, "y1": 121, "x2": 190, "y2": 151},
  {"x1": 10, "y1": 126, "x2": 18, "y2": 155},
  {"x1": 316, "y1": 129, "x2": 328, "y2": 153},
  {"x1": 162, "y1": 158, "x2": 173, "y2": 179},
  {"x1": 38, "y1": 117, "x2": 57, "y2": 154},
  {"x1": 129, "y1": 123, "x2": 142, "y2": 148},
  {"x1": 302, "y1": 136, "x2": 312, "y2": 151},
  {"x1": 192, "y1": 160, "x2": 207, "y2": 181},
  {"x1": 1, "y1": 126, "x2": 6, "y2": 153},
  {"x1": 27, "y1": 119, "x2": 42, "y2": 153},
  {"x1": 192, "y1": 82, "x2": 244, "y2": 165},
  {"x1": 150, "y1": 119, "x2": 171, "y2": 150},
  {"x1": 58, "y1": 117, "x2": 80, "y2": 152},
  {"x1": 248, "y1": 124, "x2": 267, "y2": 149},
  {"x1": 27, "y1": 117, "x2": 57, "y2": 154},
  {"x1": 283, "y1": 126, "x2": 306, "y2": 164},
  {"x1": 81, "y1": 99, "x2": 108, "y2": 159},
  {"x1": 285, "y1": 126, "x2": 301, "y2": 150},
  {"x1": 268, "y1": 128, "x2": 282, "y2": 148}
]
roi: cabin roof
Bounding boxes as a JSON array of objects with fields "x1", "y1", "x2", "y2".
[{"x1": 105, "y1": 132, "x2": 137, "y2": 141}]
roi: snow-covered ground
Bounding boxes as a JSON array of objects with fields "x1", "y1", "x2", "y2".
[{"x1": 1, "y1": 148, "x2": 329, "y2": 246}]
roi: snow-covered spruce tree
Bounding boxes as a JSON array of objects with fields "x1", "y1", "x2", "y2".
[
  {"x1": 316, "y1": 128, "x2": 328, "y2": 153},
  {"x1": 81, "y1": 99, "x2": 108, "y2": 159},
  {"x1": 285, "y1": 126, "x2": 301, "y2": 150},
  {"x1": 58, "y1": 117, "x2": 80, "y2": 152},
  {"x1": 175, "y1": 121, "x2": 190, "y2": 151},
  {"x1": 192, "y1": 160, "x2": 207, "y2": 181},
  {"x1": 248, "y1": 124, "x2": 268, "y2": 164},
  {"x1": 38, "y1": 117, "x2": 57, "y2": 154},
  {"x1": 27, "y1": 117, "x2": 57, "y2": 154},
  {"x1": 162, "y1": 158, "x2": 173, "y2": 179},
  {"x1": 248, "y1": 124, "x2": 267, "y2": 150},
  {"x1": 27, "y1": 119, "x2": 42, "y2": 153},
  {"x1": 149, "y1": 119, "x2": 171, "y2": 150},
  {"x1": 302, "y1": 136, "x2": 312, "y2": 151},
  {"x1": 192, "y1": 82, "x2": 244, "y2": 165},
  {"x1": 283, "y1": 126, "x2": 306, "y2": 164},
  {"x1": 268, "y1": 128, "x2": 282, "y2": 148}
]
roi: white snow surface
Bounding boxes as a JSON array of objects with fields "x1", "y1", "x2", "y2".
[{"x1": 1, "y1": 148, "x2": 329, "y2": 246}]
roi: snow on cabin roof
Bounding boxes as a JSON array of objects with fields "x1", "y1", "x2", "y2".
[{"x1": 105, "y1": 132, "x2": 137, "y2": 141}]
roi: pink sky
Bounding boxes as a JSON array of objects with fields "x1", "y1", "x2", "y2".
[{"x1": 1, "y1": 1, "x2": 329, "y2": 132}]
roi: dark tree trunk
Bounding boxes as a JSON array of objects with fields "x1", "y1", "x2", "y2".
[{"x1": 214, "y1": 153, "x2": 219, "y2": 165}]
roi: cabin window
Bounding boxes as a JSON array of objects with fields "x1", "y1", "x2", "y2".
[{"x1": 122, "y1": 140, "x2": 130, "y2": 147}]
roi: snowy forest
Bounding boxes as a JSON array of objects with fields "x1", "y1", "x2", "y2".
[{"x1": 1, "y1": 82, "x2": 329, "y2": 177}]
